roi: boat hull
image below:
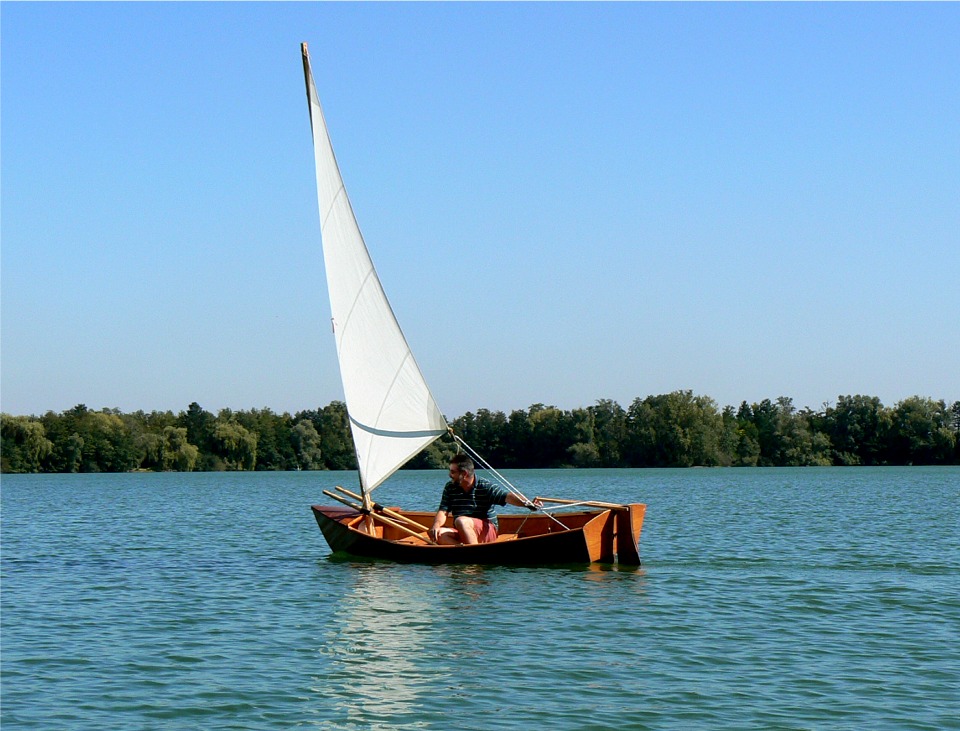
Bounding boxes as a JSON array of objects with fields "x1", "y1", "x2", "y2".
[{"x1": 311, "y1": 503, "x2": 645, "y2": 565}]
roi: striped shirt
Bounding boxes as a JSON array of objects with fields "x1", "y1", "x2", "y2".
[{"x1": 437, "y1": 477, "x2": 509, "y2": 529}]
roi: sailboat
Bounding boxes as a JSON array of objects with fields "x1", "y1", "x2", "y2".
[{"x1": 301, "y1": 43, "x2": 645, "y2": 564}]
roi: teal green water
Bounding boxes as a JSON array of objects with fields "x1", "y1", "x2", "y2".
[{"x1": 2, "y1": 468, "x2": 958, "y2": 730}]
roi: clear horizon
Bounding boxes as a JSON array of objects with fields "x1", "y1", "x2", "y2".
[{"x1": 2, "y1": 3, "x2": 958, "y2": 418}]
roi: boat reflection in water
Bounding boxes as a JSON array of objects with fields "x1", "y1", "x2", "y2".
[
  {"x1": 313, "y1": 562, "x2": 512, "y2": 726},
  {"x1": 314, "y1": 563, "x2": 440, "y2": 726},
  {"x1": 311, "y1": 559, "x2": 652, "y2": 726}
]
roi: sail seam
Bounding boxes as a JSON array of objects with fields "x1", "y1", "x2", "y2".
[
  {"x1": 319, "y1": 184, "x2": 347, "y2": 234},
  {"x1": 334, "y1": 266, "x2": 377, "y2": 350},
  {"x1": 370, "y1": 349, "x2": 415, "y2": 440}
]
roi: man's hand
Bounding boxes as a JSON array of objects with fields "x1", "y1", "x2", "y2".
[
  {"x1": 428, "y1": 510, "x2": 448, "y2": 543},
  {"x1": 508, "y1": 494, "x2": 542, "y2": 510}
]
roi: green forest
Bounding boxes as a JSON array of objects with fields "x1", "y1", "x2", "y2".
[{"x1": 2, "y1": 393, "x2": 959, "y2": 474}]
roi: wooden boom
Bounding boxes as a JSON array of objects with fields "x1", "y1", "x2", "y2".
[{"x1": 538, "y1": 497, "x2": 629, "y2": 510}]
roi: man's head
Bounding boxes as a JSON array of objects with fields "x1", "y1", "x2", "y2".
[{"x1": 449, "y1": 454, "x2": 475, "y2": 488}]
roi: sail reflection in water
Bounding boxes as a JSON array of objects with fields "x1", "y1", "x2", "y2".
[
  {"x1": 309, "y1": 559, "x2": 651, "y2": 728},
  {"x1": 315, "y1": 563, "x2": 451, "y2": 727}
]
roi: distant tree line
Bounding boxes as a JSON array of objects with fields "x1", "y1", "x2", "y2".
[{"x1": 2, "y1": 394, "x2": 958, "y2": 474}]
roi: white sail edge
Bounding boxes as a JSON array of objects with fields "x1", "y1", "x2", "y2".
[{"x1": 301, "y1": 43, "x2": 448, "y2": 494}]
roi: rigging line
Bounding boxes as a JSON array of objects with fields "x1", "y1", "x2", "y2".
[
  {"x1": 538, "y1": 501, "x2": 601, "y2": 512},
  {"x1": 452, "y1": 434, "x2": 570, "y2": 531},
  {"x1": 515, "y1": 513, "x2": 534, "y2": 536},
  {"x1": 452, "y1": 435, "x2": 523, "y2": 498},
  {"x1": 451, "y1": 436, "x2": 512, "y2": 491},
  {"x1": 514, "y1": 506, "x2": 571, "y2": 535},
  {"x1": 513, "y1": 511, "x2": 571, "y2": 535}
]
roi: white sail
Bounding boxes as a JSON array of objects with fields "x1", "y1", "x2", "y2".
[{"x1": 301, "y1": 44, "x2": 447, "y2": 493}]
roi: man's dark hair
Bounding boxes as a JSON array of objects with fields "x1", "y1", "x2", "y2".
[{"x1": 450, "y1": 454, "x2": 475, "y2": 474}]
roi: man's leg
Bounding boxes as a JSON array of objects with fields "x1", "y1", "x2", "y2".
[{"x1": 454, "y1": 515, "x2": 481, "y2": 544}]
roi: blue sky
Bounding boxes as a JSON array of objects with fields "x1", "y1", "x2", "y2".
[{"x1": 2, "y1": 2, "x2": 958, "y2": 419}]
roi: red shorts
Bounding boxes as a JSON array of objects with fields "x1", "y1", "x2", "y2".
[{"x1": 461, "y1": 517, "x2": 498, "y2": 544}]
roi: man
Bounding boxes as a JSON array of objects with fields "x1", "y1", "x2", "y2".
[{"x1": 428, "y1": 454, "x2": 542, "y2": 545}]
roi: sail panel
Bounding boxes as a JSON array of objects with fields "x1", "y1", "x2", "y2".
[{"x1": 302, "y1": 45, "x2": 447, "y2": 492}]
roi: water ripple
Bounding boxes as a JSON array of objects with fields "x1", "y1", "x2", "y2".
[{"x1": 2, "y1": 468, "x2": 959, "y2": 729}]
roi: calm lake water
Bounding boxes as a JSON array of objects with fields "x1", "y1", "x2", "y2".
[{"x1": 2, "y1": 467, "x2": 958, "y2": 730}]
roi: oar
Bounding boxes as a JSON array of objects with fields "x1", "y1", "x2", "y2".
[
  {"x1": 322, "y1": 490, "x2": 434, "y2": 544},
  {"x1": 333, "y1": 486, "x2": 434, "y2": 537},
  {"x1": 538, "y1": 496, "x2": 629, "y2": 510},
  {"x1": 322, "y1": 489, "x2": 366, "y2": 514}
]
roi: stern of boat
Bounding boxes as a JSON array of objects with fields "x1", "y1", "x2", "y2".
[{"x1": 581, "y1": 504, "x2": 645, "y2": 564}]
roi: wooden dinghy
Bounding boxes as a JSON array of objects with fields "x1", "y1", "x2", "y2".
[
  {"x1": 311, "y1": 505, "x2": 645, "y2": 565},
  {"x1": 312, "y1": 490, "x2": 645, "y2": 565},
  {"x1": 300, "y1": 44, "x2": 647, "y2": 566}
]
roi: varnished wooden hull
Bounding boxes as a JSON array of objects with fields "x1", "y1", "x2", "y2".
[{"x1": 311, "y1": 503, "x2": 645, "y2": 565}]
